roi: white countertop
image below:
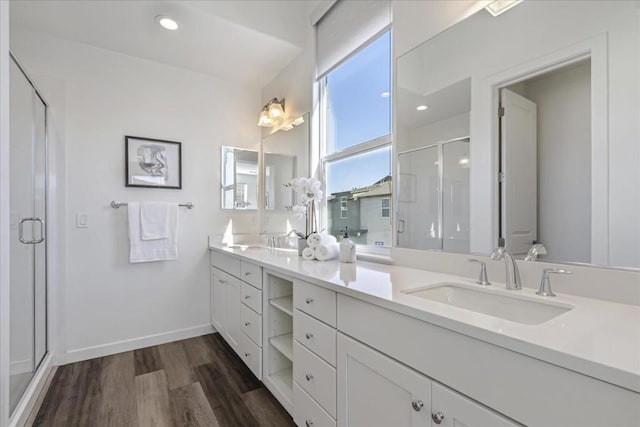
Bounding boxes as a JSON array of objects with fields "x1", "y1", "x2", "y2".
[{"x1": 209, "y1": 243, "x2": 640, "y2": 393}]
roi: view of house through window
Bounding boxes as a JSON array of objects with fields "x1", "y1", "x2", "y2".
[{"x1": 322, "y1": 30, "x2": 392, "y2": 248}]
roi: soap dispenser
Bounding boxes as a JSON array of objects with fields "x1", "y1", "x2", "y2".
[{"x1": 339, "y1": 227, "x2": 357, "y2": 263}]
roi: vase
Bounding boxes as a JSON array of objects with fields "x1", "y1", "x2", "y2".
[{"x1": 297, "y1": 238, "x2": 308, "y2": 256}]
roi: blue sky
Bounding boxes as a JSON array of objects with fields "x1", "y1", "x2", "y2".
[{"x1": 326, "y1": 31, "x2": 391, "y2": 195}]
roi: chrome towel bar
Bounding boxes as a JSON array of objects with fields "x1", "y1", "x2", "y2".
[{"x1": 111, "y1": 200, "x2": 194, "y2": 209}]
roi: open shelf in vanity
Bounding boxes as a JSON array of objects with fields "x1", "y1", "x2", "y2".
[{"x1": 263, "y1": 272, "x2": 294, "y2": 412}]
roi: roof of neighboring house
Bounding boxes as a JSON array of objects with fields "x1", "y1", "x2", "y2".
[{"x1": 328, "y1": 175, "x2": 392, "y2": 201}]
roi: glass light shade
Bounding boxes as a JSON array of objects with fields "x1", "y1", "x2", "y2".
[
  {"x1": 257, "y1": 109, "x2": 273, "y2": 127},
  {"x1": 268, "y1": 101, "x2": 285, "y2": 120}
]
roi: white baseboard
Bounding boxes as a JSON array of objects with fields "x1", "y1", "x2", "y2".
[
  {"x1": 9, "y1": 353, "x2": 53, "y2": 427},
  {"x1": 10, "y1": 358, "x2": 32, "y2": 375},
  {"x1": 62, "y1": 324, "x2": 215, "y2": 364}
]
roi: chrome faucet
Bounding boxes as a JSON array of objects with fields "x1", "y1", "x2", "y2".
[
  {"x1": 490, "y1": 246, "x2": 522, "y2": 290},
  {"x1": 525, "y1": 243, "x2": 547, "y2": 261}
]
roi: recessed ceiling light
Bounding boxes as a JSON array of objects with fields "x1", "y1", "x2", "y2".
[
  {"x1": 380, "y1": 92, "x2": 390, "y2": 98},
  {"x1": 416, "y1": 105, "x2": 428, "y2": 111},
  {"x1": 155, "y1": 15, "x2": 179, "y2": 31}
]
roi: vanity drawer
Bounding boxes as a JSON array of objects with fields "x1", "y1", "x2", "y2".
[
  {"x1": 238, "y1": 331, "x2": 262, "y2": 379},
  {"x1": 294, "y1": 341, "x2": 336, "y2": 418},
  {"x1": 294, "y1": 309, "x2": 336, "y2": 367},
  {"x1": 241, "y1": 281, "x2": 262, "y2": 314},
  {"x1": 211, "y1": 251, "x2": 241, "y2": 278},
  {"x1": 241, "y1": 303, "x2": 262, "y2": 347},
  {"x1": 294, "y1": 383, "x2": 336, "y2": 427},
  {"x1": 294, "y1": 280, "x2": 336, "y2": 327},
  {"x1": 241, "y1": 260, "x2": 262, "y2": 289}
]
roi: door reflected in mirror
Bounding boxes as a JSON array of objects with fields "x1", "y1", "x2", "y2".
[
  {"x1": 264, "y1": 153, "x2": 296, "y2": 211},
  {"x1": 395, "y1": 1, "x2": 639, "y2": 268},
  {"x1": 221, "y1": 146, "x2": 258, "y2": 210}
]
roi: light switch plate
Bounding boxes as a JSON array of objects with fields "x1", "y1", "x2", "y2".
[{"x1": 76, "y1": 212, "x2": 88, "y2": 228}]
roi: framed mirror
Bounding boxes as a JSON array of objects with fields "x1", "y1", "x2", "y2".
[
  {"x1": 221, "y1": 146, "x2": 259, "y2": 210},
  {"x1": 396, "y1": 1, "x2": 639, "y2": 268}
]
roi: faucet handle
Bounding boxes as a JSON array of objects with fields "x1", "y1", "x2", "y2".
[
  {"x1": 467, "y1": 259, "x2": 491, "y2": 286},
  {"x1": 537, "y1": 268, "x2": 572, "y2": 297}
]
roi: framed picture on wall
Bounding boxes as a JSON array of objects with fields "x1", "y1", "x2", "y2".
[{"x1": 125, "y1": 136, "x2": 182, "y2": 189}]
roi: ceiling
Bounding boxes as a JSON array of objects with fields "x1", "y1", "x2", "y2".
[
  {"x1": 9, "y1": 0, "x2": 324, "y2": 88},
  {"x1": 397, "y1": 78, "x2": 471, "y2": 129}
]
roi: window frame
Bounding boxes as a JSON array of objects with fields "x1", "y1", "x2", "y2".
[
  {"x1": 340, "y1": 195, "x2": 348, "y2": 219},
  {"x1": 380, "y1": 197, "x2": 391, "y2": 219},
  {"x1": 318, "y1": 29, "x2": 393, "y2": 254}
]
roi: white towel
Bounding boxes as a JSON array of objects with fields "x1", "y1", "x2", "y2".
[
  {"x1": 314, "y1": 243, "x2": 339, "y2": 261},
  {"x1": 140, "y1": 201, "x2": 169, "y2": 240},
  {"x1": 128, "y1": 202, "x2": 179, "y2": 263},
  {"x1": 302, "y1": 246, "x2": 316, "y2": 260},
  {"x1": 307, "y1": 233, "x2": 337, "y2": 249}
]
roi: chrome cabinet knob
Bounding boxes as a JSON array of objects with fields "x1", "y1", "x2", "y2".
[
  {"x1": 305, "y1": 332, "x2": 314, "y2": 340},
  {"x1": 244, "y1": 295, "x2": 251, "y2": 300},
  {"x1": 431, "y1": 412, "x2": 445, "y2": 424},
  {"x1": 305, "y1": 297, "x2": 314, "y2": 304},
  {"x1": 305, "y1": 373, "x2": 314, "y2": 381},
  {"x1": 219, "y1": 279, "x2": 226, "y2": 284},
  {"x1": 244, "y1": 322, "x2": 251, "y2": 327},
  {"x1": 411, "y1": 400, "x2": 424, "y2": 411},
  {"x1": 244, "y1": 352, "x2": 250, "y2": 357},
  {"x1": 305, "y1": 420, "x2": 314, "y2": 427},
  {"x1": 245, "y1": 272, "x2": 251, "y2": 276}
]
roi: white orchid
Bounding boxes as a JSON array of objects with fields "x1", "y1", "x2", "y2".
[{"x1": 285, "y1": 175, "x2": 323, "y2": 237}]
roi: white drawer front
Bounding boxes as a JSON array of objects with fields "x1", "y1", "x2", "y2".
[
  {"x1": 294, "y1": 383, "x2": 336, "y2": 427},
  {"x1": 294, "y1": 280, "x2": 336, "y2": 327},
  {"x1": 294, "y1": 309, "x2": 336, "y2": 367},
  {"x1": 241, "y1": 260, "x2": 262, "y2": 289},
  {"x1": 241, "y1": 281, "x2": 262, "y2": 314},
  {"x1": 211, "y1": 250, "x2": 241, "y2": 278},
  {"x1": 238, "y1": 330, "x2": 262, "y2": 379},
  {"x1": 294, "y1": 342, "x2": 336, "y2": 418},
  {"x1": 241, "y1": 303, "x2": 262, "y2": 347}
]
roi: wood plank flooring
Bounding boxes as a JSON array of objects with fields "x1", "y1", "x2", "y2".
[{"x1": 32, "y1": 333, "x2": 295, "y2": 427}]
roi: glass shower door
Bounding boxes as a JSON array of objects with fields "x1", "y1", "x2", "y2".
[{"x1": 9, "y1": 59, "x2": 47, "y2": 414}]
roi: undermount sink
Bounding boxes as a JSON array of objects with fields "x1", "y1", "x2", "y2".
[{"x1": 404, "y1": 282, "x2": 573, "y2": 325}]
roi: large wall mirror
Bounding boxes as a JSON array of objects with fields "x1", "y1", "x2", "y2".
[
  {"x1": 262, "y1": 113, "x2": 309, "y2": 232},
  {"x1": 396, "y1": 1, "x2": 639, "y2": 268},
  {"x1": 221, "y1": 146, "x2": 259, "y2": 210}
]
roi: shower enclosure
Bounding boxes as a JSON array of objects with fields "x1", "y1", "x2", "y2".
[
  {"x1": 9, "y1": 54, "x2": 48, "y2": 415},
  {"x1": 397, "y1": 137, "x2": 470, "y2": 252}
]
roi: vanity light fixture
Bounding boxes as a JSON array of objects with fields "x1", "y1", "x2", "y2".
[
  {"x1": 416, "y1": 105, "x2": 428, "y2": 111},
  {"x1": 257, "y1": 98, "x2": 286, "y2": 127},
  {"x1": 279, "y1": 115, "x2": 305, "y2": 132},
  {"x1": 485, "y1": 0, "x2": 524, "y2": 17},
  {"x1": 155, "y1": 15, "x2": 179, "y2": 31}
]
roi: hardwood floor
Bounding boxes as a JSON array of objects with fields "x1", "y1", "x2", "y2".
[{"x1": 32, "y1": 334, "x2": 295, "y2": 427}]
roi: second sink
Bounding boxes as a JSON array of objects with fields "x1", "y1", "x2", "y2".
[{"x1": 404, "y1": 282, "x2": 573, "y2": 325}]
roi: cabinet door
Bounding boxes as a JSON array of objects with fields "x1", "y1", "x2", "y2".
[
  {"x1": 431, "y1": 383, "x2": 518, "y2": 427},
  {"x1": 224, "y1": 278, "x2": 242, "y2": 352},
  {"x1": 210, "y1": 269, "x2": 226, "y2": 333},
  {"x1": 337, "y1": 333, "x2": 431, "y2": 427}
]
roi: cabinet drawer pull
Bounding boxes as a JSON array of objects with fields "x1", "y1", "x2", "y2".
[
  {"x1": 219, "y1": 279, "x2": 226, "y2": 284},
  {"x1": 431, "y1": 411, "x2": 444, "y2": 424},
  {"x1": 305, "y1": 332, "x2": 314, "y2": 340},
  {"x1": 305, "y1": 297, "x2": 314, "y2": 304},
  {"x1": 305, "y1": 420, "x2": 314, "y2": 427},
  {"x1": 244, "y1": 352, "x2": 250, "y2": 357},
  {"x1": 244, "y1": 322, "x2": 251, "y2": 327},
  {"x1": 305, "y1": 373, "x2": 314, "y2": 381},
  {"x1": 244, "y1": 272, "x2": 251, "y2": 276},
  {"x1": 411, "y1": 400, "x2": 424, "y2": 412},
  {"x1": 244, "y1": 295, "x2": 251, "y2": 300}
]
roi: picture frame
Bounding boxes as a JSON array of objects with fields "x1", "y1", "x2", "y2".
[{"x1": 125, "y1": 135, "x2": 182, "y2": 189}]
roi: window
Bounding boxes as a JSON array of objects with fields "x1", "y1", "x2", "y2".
[
  {"x1": 321, "y1": 30, "x2": 392, "y2": 248},
  {"x1": 340, "y1": 196, "x2": 348, "y2": 219},
  {"x1": 381, "y1": 198, "x2": 390, "y2": 218}
]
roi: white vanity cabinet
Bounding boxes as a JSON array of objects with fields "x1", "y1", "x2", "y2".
[{"x1": 210, "y1": 251, "x2": 263, "y2": 378}]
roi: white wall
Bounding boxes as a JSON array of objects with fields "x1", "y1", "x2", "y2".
[
  {"x1": 10, "y1": 29, "x2": 261, "y2": 361},
  {"x1": 1, "y1": 3, "x2": 12, "y2": 425},
  {"x1": 407, "y1": 112, "x2": 470, "y2": 150},
  {"x1": 511, "y1": 62, "x2": 592, "y2": 263}
]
